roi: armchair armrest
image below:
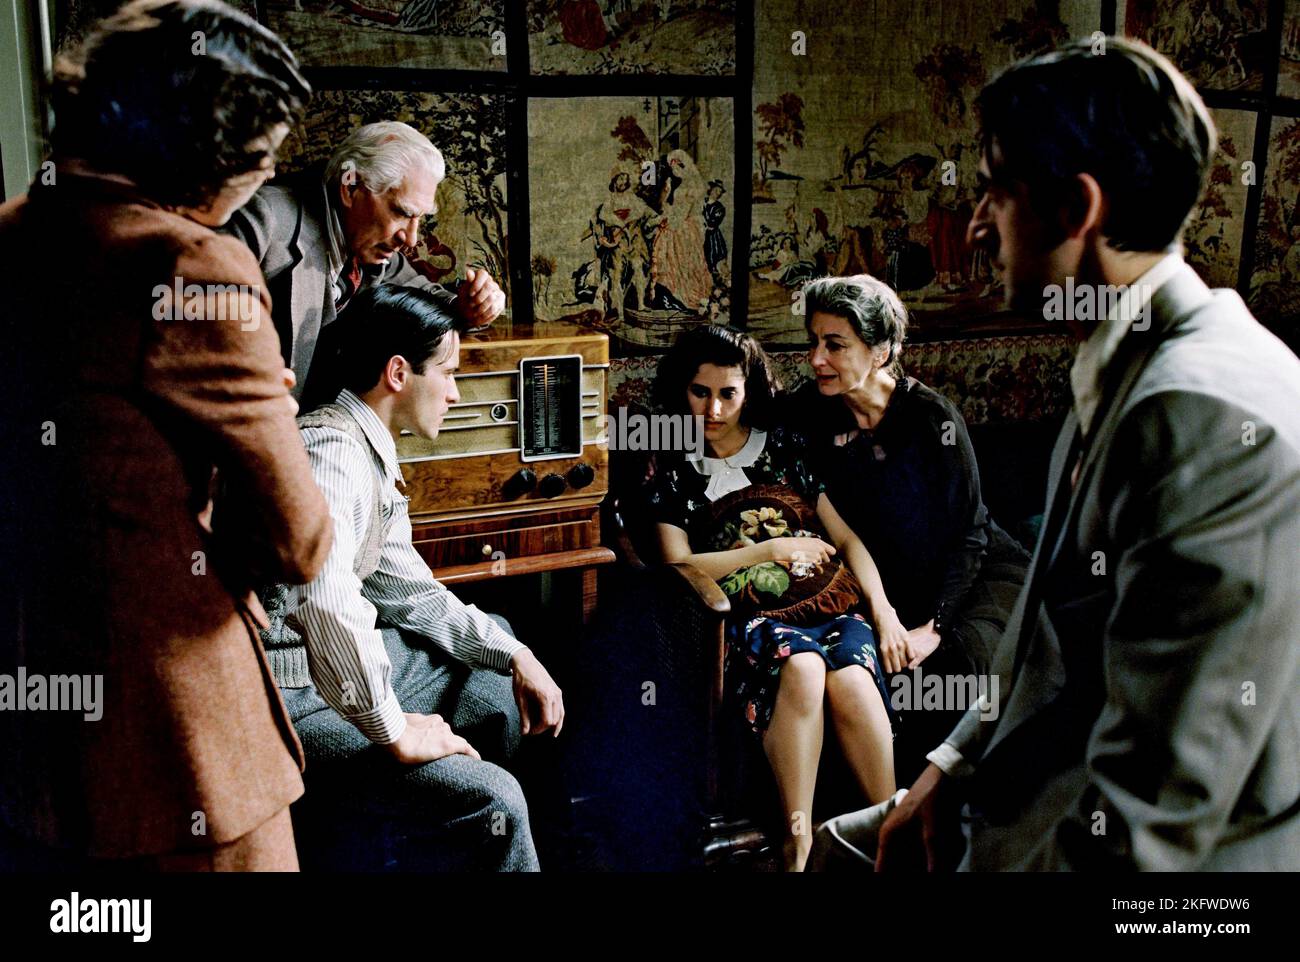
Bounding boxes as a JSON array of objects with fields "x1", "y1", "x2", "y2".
[{"x1": 665, "y1": 562, "x2": 730, "y2": 615}]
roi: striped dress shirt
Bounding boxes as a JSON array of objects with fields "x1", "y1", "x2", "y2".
[{"x1": 295, "y1": 389, "x2": 524, "y2": 745}]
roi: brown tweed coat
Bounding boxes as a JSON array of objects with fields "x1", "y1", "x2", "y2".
[{"x1": 0, "y1": 169, "x2": 332, "y2": 858}]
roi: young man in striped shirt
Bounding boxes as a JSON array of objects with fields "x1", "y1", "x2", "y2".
[{"x1": 261, "y1": 283, "x2": 564, "y2": 871}]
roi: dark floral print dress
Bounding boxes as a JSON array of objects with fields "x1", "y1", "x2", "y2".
[{"x1": 648, "y1": 424, "x2": 894, "y2": 735}]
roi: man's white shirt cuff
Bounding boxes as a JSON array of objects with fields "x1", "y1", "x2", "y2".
[
  {"x1": 346, "y1": 689, "x2": 408, "y2": 745},
  {"x1": 927, "y1": 741, "x2": 975, "y2": 778}
]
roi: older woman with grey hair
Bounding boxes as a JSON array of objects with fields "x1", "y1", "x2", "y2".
[{"x1": 791, "y1": 274, "x2": 1030, "y2": 784}]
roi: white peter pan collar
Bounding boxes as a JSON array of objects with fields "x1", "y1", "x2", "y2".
[{"x1": 686, "y1": 428, "x2": 767, "y2": 501}]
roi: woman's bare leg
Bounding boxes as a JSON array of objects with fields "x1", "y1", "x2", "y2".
[
  {"x1": 825, "y1": 664, "x2": 896, "y2": 803},
  {"x1": 761, "y1": 651, "x2": 827, "y2": 872}
]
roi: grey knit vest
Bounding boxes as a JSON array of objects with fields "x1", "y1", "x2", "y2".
[{"x1": 260, "y1": 402, "x2": 393, "y2": 688}]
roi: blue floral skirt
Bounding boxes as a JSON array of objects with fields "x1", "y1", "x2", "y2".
[{"x1": 728, "y1": 612, "x2": 894, "y2": 735}]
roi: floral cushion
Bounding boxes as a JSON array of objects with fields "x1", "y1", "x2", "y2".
[{"x1": 708, "y1": 484, "x2": 863, "y2": 626}]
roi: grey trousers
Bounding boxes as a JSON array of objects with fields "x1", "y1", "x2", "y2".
[{"x1": 282, "y1": 621, "x2": 539, "y2": 871}]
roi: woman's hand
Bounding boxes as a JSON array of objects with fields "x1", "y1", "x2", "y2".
[
  {"x1": 906, "y1": 619, "x2": 942, "y2": 669},
  {"x1": 875, "y1": 607, "x2": 912, "y2": 673},
  {"x1": 766, "y1": 536, "x2": 836, "y2": 566}
]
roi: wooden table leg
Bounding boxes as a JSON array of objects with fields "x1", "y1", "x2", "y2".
[{"x1": 580, "y1": 567, "x2": 599, "y2": 625}]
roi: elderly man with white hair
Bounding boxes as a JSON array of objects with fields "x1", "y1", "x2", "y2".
[{"x1": 226, "y1": 121, "x2": 505, "y2": 406}]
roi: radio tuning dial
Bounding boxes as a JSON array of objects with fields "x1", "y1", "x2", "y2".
[
  {"x1": 502, "y1": 468, "x2": 536, "y2": 500},
  {"x1": 538, "y1": 473, "x2": 567, "y2": 499},
  {"x1": 567, "y1": 462, "x2": 595, "y2": 489}
]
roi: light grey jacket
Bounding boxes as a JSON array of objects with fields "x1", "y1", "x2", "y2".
[{"x1": 950, "y1": 264, "x2": 1300, "y2": 871}]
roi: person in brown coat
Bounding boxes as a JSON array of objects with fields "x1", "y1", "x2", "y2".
[{"x1": 0, "y1": 0, "x2": 331, "y2": 870}]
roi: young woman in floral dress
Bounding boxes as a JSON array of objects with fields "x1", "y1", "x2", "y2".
[{"x1": 648, "y1": 325, "x2": 905, "y2": 870}]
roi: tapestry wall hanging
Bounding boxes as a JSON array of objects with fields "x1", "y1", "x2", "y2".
[
  {"x1": 528, "y1": 95, "x2": 735, "y2": 352},
  {"x1": 262, "y1": 0, "x2": 508, "y2": 69},
  {"x1": 526, "y1": 0, "x2": 736, "y2": 75},
  {"x1": 747, "y1": 0, "x2": 1103, "y2": 346}
]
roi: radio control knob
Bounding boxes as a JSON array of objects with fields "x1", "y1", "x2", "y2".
[
  {"x1": 503, "y1": 468, "x2": 536, "y2": 500},
  {"x1": 538, "y1": 473, "x2": 567, "y2": 498},
  {"x1": 567, "y1": 462, "x2": 595, "y2": 489}
]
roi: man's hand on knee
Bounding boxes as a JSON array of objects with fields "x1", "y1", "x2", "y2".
[
  {"x1": 510, "y1": 648, "x2": 565, "y2": 737},
  {"x1": 386, "y1": 712, "x2": 481, "y2": 765}
]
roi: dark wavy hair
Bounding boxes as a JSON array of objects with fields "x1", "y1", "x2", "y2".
[
  {"x1": 652, "y1": 325, "x2": 782, "y2": 431},
  {"x1": 50, "y1": 0, "x2": 311, "y2": 209},
  {"x1": 974, "y1": 35, "x2": 1215, "y2": 252},
  {"x1": 335, "y1": 284, "x2": 469, "y2": 395}
]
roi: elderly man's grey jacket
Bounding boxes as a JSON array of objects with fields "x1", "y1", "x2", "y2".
[{"x1": 946, "y1": 263, "x2": 1300, "y2": 871}]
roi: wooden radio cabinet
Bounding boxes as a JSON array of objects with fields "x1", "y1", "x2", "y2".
[{"x1": 397, "y1": 321, "x2": 614, "y2": 622}]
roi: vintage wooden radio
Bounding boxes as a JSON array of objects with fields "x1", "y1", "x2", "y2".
[{"x1": 397, "y1": 321, "x2": 613, "y2": 621}]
